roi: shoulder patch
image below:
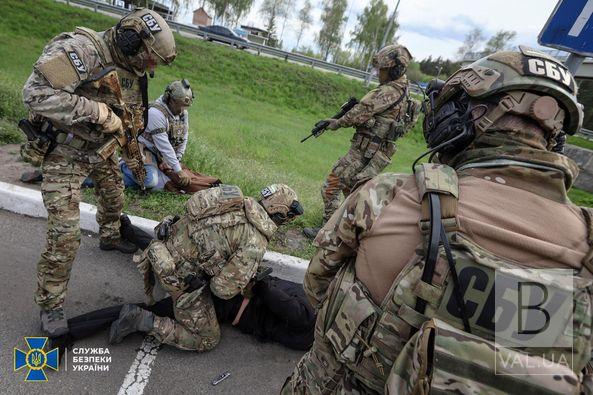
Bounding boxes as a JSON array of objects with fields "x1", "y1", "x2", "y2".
[
  {"x1": 35, "y1": 50, "x2": 82, "y2": 89},
  {"x1": 67, "y1": 50, "x2": 87, "y2": 74},
  {"x1": 142, "y1": 14, "x2": 162, "y2": 32}
]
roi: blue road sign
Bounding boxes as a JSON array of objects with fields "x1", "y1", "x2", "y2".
[{"x1": 539, "y1": 0, "x2": 593, "y2": 56}]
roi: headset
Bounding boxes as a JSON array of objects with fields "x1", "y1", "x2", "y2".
[{"x1": 114, "y1": 21, "x2": 151, "y2": 57}]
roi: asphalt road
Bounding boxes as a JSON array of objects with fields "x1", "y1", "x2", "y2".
[{"x1": 0, "y1": 209, "x2": 304, "y2": 394}]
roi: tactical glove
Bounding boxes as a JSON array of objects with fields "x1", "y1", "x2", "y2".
[
  {"x1": 324, "y1": 118, "x2": 340, "y2": 130},
  {"x1": 97, "y1": 103, "x2": 122, "y2": 134},
  {"x1": 176, "y1": 169, "x2": 191, "y2": 187},
  {"x1": 155, "y1": 215, "x2": 180, "y2": 240}
]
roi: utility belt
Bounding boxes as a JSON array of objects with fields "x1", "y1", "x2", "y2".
[
  {"x1": 351, "y1": 132, "x2": 394, "y2": 160},
  {"x1": 54, "y1": 131, "x2": 104, "y2": 151}
]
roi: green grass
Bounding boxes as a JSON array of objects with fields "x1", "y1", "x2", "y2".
[
  {"x1": 568, "y1": 135, "x2": 593, "y2": 151},
  {"x1": 0, "y1": 0, "x2": 427, "y2": 234},
  {"x1": 569, "y1": 188, "x2": 593, "y2": 207},
  {"x1": 2, "y1": 0, "x2": 591, "y2": 258}
]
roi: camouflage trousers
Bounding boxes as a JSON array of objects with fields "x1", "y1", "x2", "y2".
[
  {"x1": 321, "y1": 145, "x2": 394, "y2": 223},
  {"x1": 281, "y1": 329, "x2": 378, "y2": 395},
  {"x1": 150, "y1": 287, "x2": 221, "y2": 352},
  {"x1": 35, "y1": 151, "x2": 124, "y2": 309}
]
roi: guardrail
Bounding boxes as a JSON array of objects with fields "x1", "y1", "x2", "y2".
[
  {"x1": 579, "y1": 128, "x2": 593, "y2": 140},
  {"x1": 61, "y1": 0, "x2": 376, "y2": 80},
  {"x1": 60, "y1": 0, "x2": 424, "y2": 94}
]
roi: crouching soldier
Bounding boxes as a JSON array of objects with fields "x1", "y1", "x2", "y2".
[{"x1": 109, "y1": 183, "x2": 304, "y2": 351}]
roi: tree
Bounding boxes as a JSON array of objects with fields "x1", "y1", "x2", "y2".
[
  {"x1": 419, "y1": 56, "x2": 460, "y2": 78},
  {"x1": 295, "y1": 0, "x2": 313, "y2": 49},
  {"x1": 317, "y1": 0, "x2": 348, "y2": 61},
  {"x1": 260, "y1": 0, "x2": 290, "y2": 45},
  {"x1": 349, "y1": 0, "x2": 397, "y2": 70},
  {"x1": 484, "y1": 30, "x2": 517, "y2": 54},
  {"x1": 456, "y1": 27, "x2": 484, "y2": 59}
]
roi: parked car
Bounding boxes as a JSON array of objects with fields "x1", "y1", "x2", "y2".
[{"x1": 199, "y1": 25, "x2": 249, "y2": 49}]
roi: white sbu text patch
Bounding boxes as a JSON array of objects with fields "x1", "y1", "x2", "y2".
[{"x1": 523, "y1": 57, "x2": 575, "y2": 92}]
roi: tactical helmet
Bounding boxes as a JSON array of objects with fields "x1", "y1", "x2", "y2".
[
  {"x1": 372, "y1": 44, "x2": 412, "y2": 70},
  {"x1": 115, "y1": 9, "x2": 176, "y2": 67},
  {"x1": 164, "y1": 79, "x2": 194, "y2": 107},
  {"x1": 259, "y1": 184, "x2": 304, "y2": 225},
  {"x1": 434, "y1": 46, "x2": 582, "y2": 135}
]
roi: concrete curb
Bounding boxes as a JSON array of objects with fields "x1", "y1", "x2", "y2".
[{"x1": 0, "y1": 181, "x2": 308, "y2": 283}]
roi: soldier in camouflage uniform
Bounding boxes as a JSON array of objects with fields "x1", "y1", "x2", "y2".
[
  {"x1": 108, "y1": 184, "x2": 304, "y2": 351},
  {"x1": 283, "y1": 48, "x2": 593, "y2": 394},
  {"x1": 304, "y1": 44, "x2": 417, "y2": 239},
  {"x1": 22, "y1": 9, "x2": 177, "y2": 337}
]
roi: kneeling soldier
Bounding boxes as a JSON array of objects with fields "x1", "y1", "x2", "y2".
[{"x1": 109, "y1": 184, "x2": 304, "y2": 351}]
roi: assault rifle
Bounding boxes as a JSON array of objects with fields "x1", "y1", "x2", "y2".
[
  {"x1": 95, "y1": 67, "x2": 146, "y2": 191},
  {"x1": 300, "y1": 97, "x2": 358, "y2": 143}
]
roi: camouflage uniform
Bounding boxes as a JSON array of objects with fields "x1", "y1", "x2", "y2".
[
  {"x1": 321, "y1": 45, "x2": 415, "y2": 223},
  {"x1": 137, "y1": 185, "x2": 278, "y2": 351},
  {"x1": 283, "y1": 49, "x2": 593, "y2": 394},
  {"x1": 21, "y1": 26, "x2": 149, "y2": 309}
]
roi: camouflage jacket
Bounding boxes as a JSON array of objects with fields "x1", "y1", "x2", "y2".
[
  {"x1": 336, "y1": 76, "x2": 408, "y2": 131},
  {"x1": 22, "y1": 28, "x2": 142, "y2": 159},
  {"x1": 154, "y1": 185, "x2": 277, "y2": 300},
  {"x1": 305, "y1": 161, "x2": 592, "y2": 308}
]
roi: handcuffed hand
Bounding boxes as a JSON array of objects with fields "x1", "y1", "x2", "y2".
[{"x1": 97, "y1": 103, "x2": 122, "y2": 134}]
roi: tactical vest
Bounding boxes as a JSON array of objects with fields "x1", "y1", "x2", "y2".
[
  {"x1": 153, "y1": 185, "x2": 274, "y2": 279},
  {"x1": 320, "y1": 164, "x2": 593, "y2": 393},
  {"x1": 145, "y1": 101, "x2": 187, "y2": 152},
  {"x1": 52, "y1": 28, "x2": 142, "y2": 145},
  {"x1": 352, "y1": 82, "x2": 409, "y2": 160}
]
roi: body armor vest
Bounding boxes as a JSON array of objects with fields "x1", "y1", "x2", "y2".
[
  {"x1": 148, "y1": 186, "x2": 273, "y2": 280},
  {"x1": 320, "y1": 164, "x2": 593, "y2": 393},
  {"x1": 146, "y1": 101, "x2": 187, "y2": 152},
  {"x1": 352, "y1": 82, "x2": 409, "y2": 159},
  {"x1": 56, "y1": 28, "x2": 143, "y2": 144}
]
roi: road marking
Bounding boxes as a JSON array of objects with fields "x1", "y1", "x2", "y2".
[
  {"x1": 117, "y1": 337, "x2": 160, "y2": 395},
  {"x1": 569, "y1": 0, "x2": 593, "y2": 37}
]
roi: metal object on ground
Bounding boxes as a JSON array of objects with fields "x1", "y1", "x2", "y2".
[{"x1": 211, "y1": 371, "x2": 231, "y2": 386}]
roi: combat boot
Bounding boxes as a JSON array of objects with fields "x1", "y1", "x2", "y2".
[
  {"x1": 99, "y1": 237, "x2": 138, "y2": 254},
  {"x1": 109, "y1": 304, "x2": 155, "y2": 344},
  {"x1": 40, "y1": 307, "x2": 68, "y2": 337},
  {"x1": 303, "y1": 227, "x2": 321, "y2": 240}
]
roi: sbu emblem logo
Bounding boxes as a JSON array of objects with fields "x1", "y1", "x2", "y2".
[{"x1": 14, "y1": 337, "x2": 59, "y2": 381}]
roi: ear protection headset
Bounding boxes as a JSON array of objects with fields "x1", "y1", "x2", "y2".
[{"x1": 114, "y1": 19, "x2": 152, "y2": 57}]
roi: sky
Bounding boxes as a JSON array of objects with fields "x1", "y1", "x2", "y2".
[{"x1": 176, "y1": 0, "x2": 561, "y2": 61}]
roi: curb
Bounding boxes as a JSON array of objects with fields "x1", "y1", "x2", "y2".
[{"x1": 0, "y1": 181, "x2": 308, "y2": 283}]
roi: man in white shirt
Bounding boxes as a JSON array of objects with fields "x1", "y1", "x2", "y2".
[{"x1": 121, "y1": 79, "x2": 193, "y2": 189}]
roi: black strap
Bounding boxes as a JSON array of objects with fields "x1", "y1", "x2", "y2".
[
  {"x1": 440, "y1": 225, "x2": 471, "y2": 333},
  {"x1": 414, "y1": 192, "x2": 471, "y2": 333},
  {"x1": 380, "y1": 86, "x2": 408, "y2": 116},
  {"x1": 415, "y1": 193, "x2": 442, "y2": 315},
  {"x1": 139, "y1": 74, "x2": 149, "y2": 133}
]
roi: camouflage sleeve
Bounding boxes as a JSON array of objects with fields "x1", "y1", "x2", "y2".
[
  {"x1": 22, "y1": 35, "x2": 103, "y2": 126},
  {"x1": 210, "y1": 228, "x2": 264, "y2": 300},
  {"x1": 304, "y1": 173, "x2": 408, "y2": 307},
  {"x1": 336, "y1": 84, "x2": 405, "y2": 128}
]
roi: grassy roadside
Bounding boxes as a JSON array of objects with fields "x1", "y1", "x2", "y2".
[{"x1": 1, "y1": 0, "x2": 591, "y2": 259}]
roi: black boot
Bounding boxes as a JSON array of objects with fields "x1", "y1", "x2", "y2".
[
  {"x1": 303, "y1": 227, "x2": 321, "y2": 240},
  {"x1": 109, "y1": 304, "x2": 155, "y2": 344},
  {"x1": 99, "y1": 237, "x2": 138, "y2": 254}
]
